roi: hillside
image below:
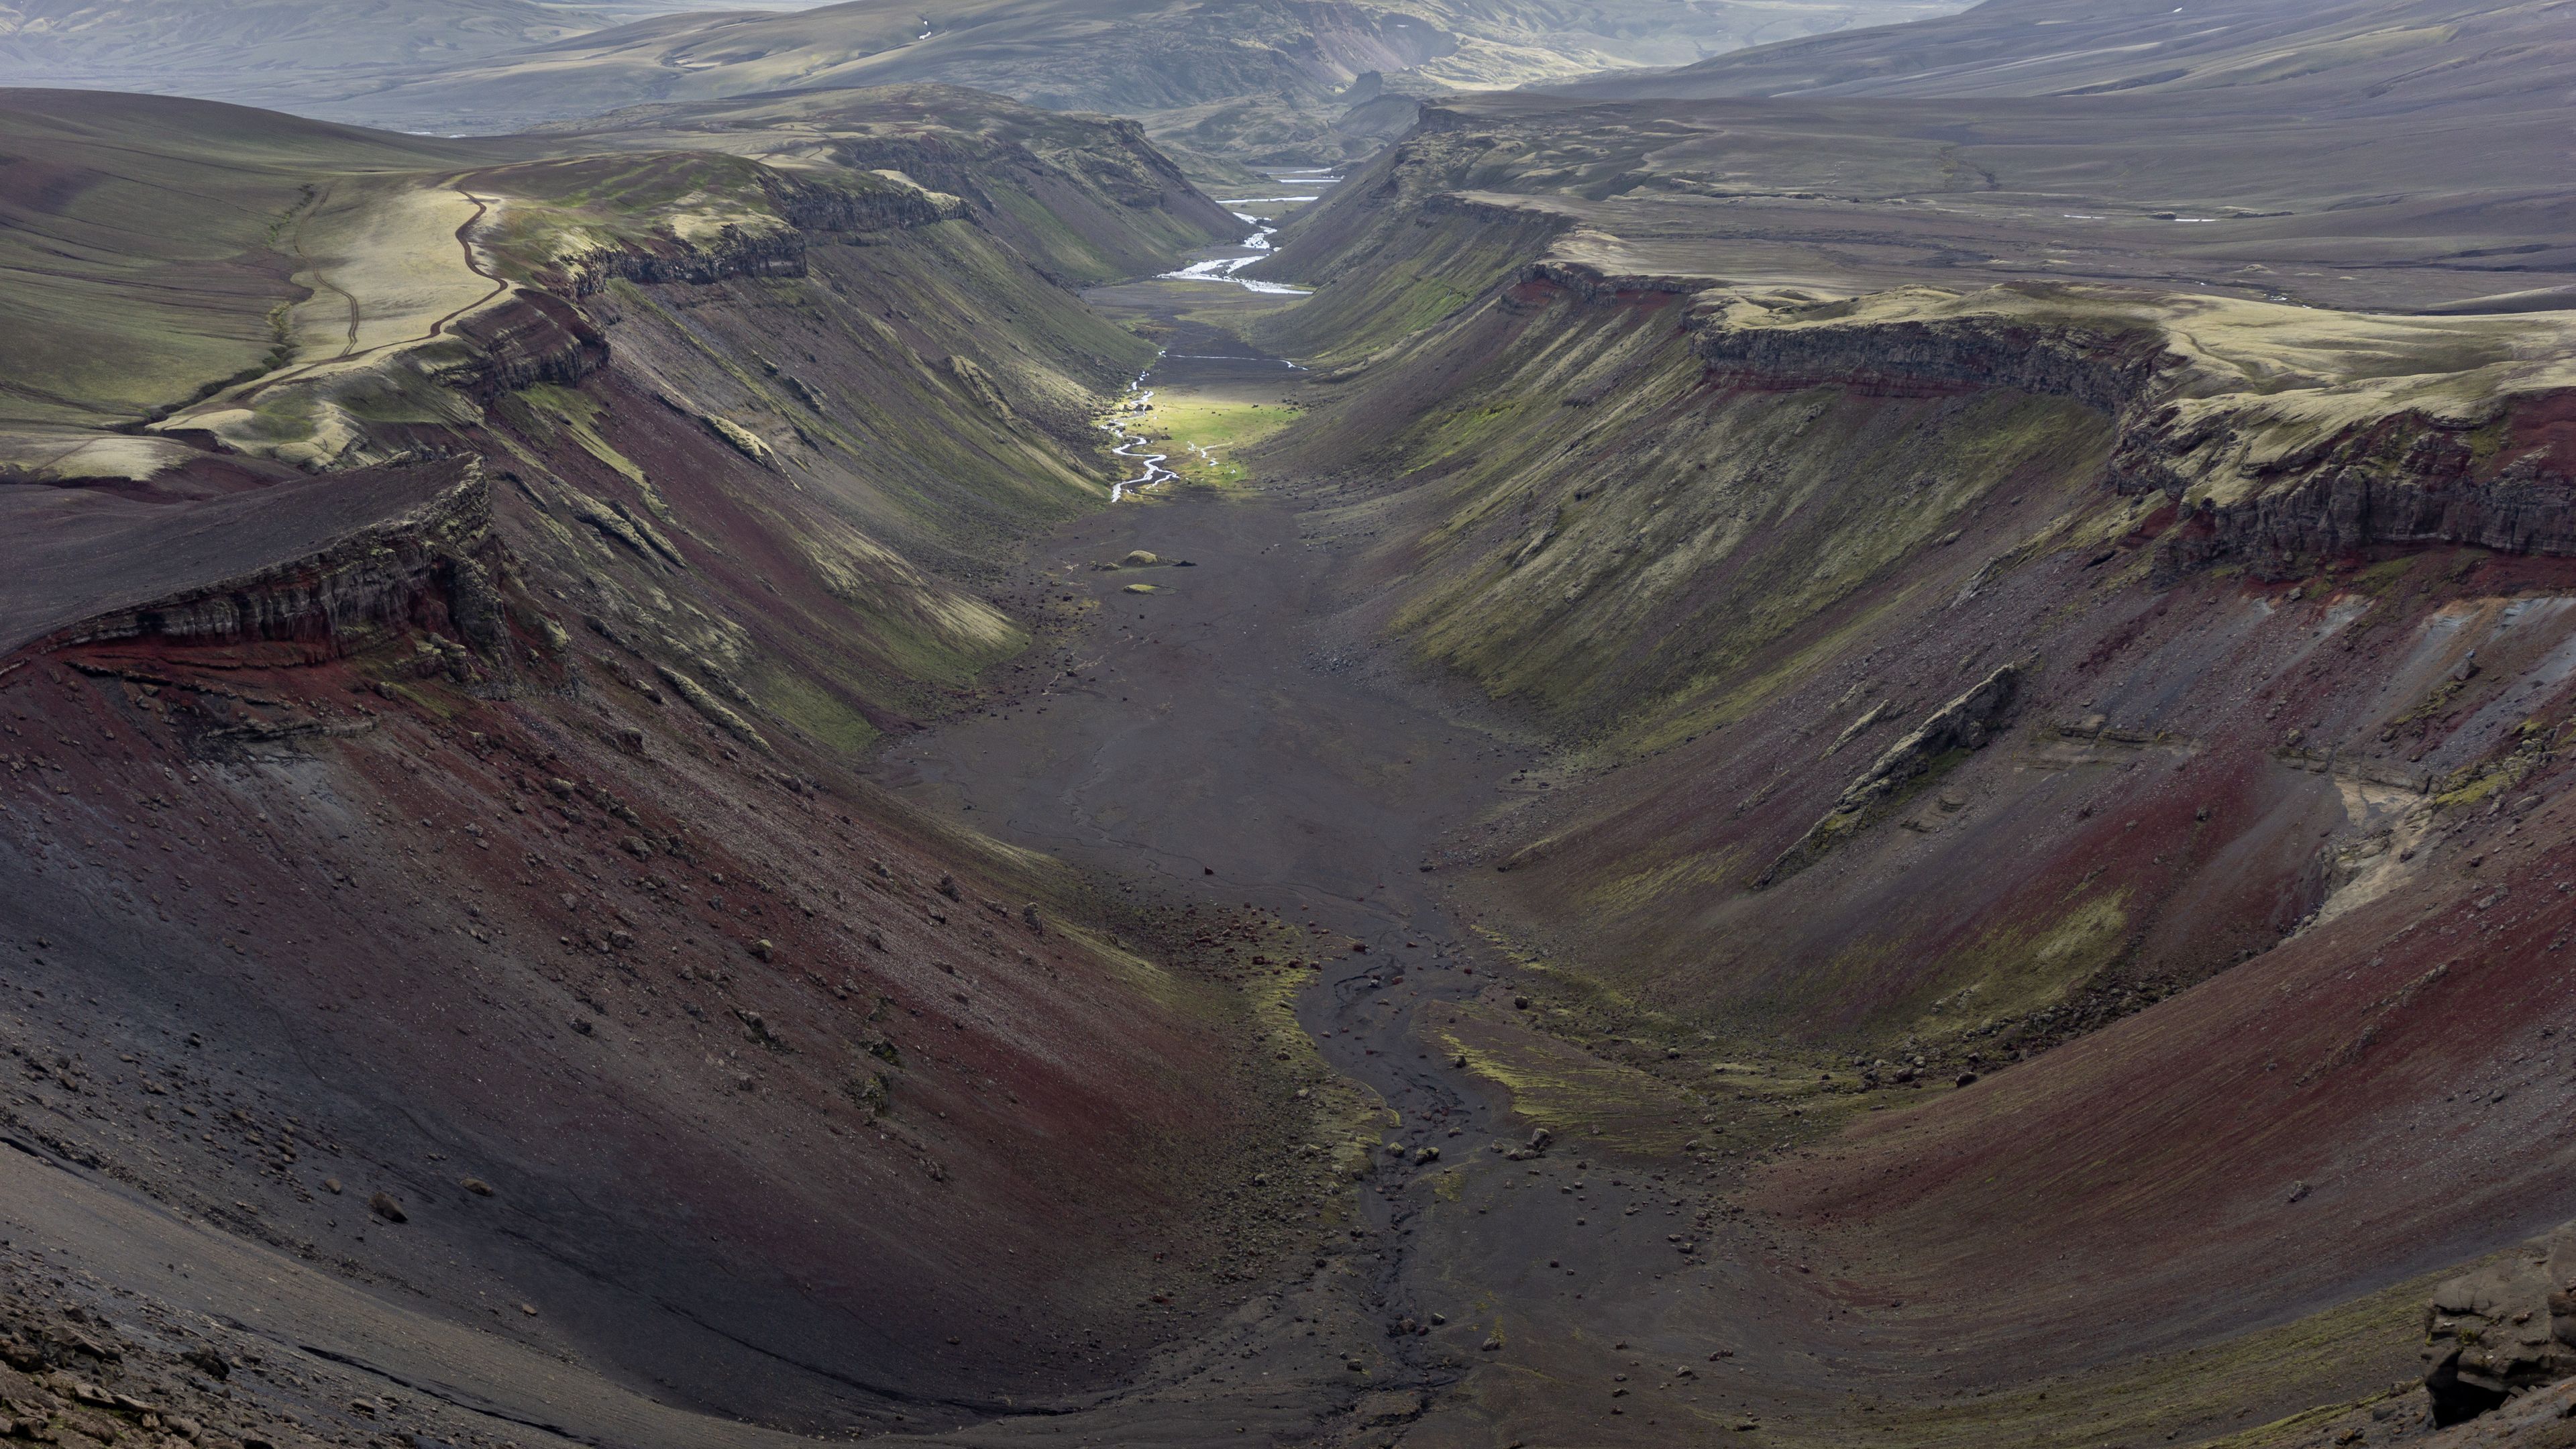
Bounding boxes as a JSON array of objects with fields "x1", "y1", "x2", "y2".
[
  {"x1": 9, "y1": 0, "x2": 2576, "y2": 1445},
  {"x1": 0, "y1": 83, "x2": 1320, "y2": 1443},
  {"x1": 294, "y1": 0, "x2": 1964, "y2": 162},
  {"x1": 1174, "y1": 0, "x2": 2576, "y2": 1439},
  {"x1": 1556, "y1": 0, "x2": 2576, "y2": 109}
]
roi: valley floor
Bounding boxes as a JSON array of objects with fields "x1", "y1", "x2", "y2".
[
  {"x1": 872, "y1": 303, "x2": 1827, "y2": 1447},
  {"x1": 849, "y1": 288, "x2": 2467, "y2": 1448}
]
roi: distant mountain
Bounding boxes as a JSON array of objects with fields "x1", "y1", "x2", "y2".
[
  {"x1": 1555, "y1": 0, "x2": 2576, "y2": 114},
  {"x1": 1, "y1": 0, "x2": 1964, "y2": 162},
  {"x1": 0, "y1": 0, "x2": 586, "y2": 78},
  {"x1": 0, "y1": 0, "x2": 828, "y2": 113}
]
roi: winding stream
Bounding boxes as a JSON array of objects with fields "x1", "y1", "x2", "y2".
[
  {"x1": 1104, "y1": 173, "x2": 1340, "y2": 502},
  {"x1": 1157, "y1": 175, "x2": 1341, "y2": 294},
  {"x1": 1097, "y1": 362, "x2": 1176, "y2": 502}
]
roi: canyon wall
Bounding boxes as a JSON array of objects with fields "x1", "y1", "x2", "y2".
[
  {"x1": 1253, "y1": 145, "x2": 2576, "y2": 1391},
  {"x1": 0, "y1": 88, "x2": 1328, "y2": 1438}
]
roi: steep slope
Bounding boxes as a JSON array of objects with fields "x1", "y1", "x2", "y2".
[
  {"x1": 1220, "y1": 33, "x2": 2576, "y2": 1437},
  {"x1": 0, "y1": 84, "x2": 1348, "y2": 1444},
  {"x1": 535, "y1": 83, "x2": 1243, "y2": 282},
  {"x1": 0, "y1": 0, "x2": 632, "y2": 113},
  {"x1": 13, "y1": 3, "x2": 2576, "y2": 1442}
]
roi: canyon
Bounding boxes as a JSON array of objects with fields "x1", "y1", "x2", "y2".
[{"x1": 3, "y1": 0, "x2": 2576, "y2": 1444}]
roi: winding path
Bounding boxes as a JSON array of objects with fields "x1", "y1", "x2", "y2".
[{"x1": 223, "y1": 182, "x2": 511, "y2": 408}]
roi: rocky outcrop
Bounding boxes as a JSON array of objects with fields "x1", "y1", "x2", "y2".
[
  {"x1": 38, "y1": 460, "x2": 501, "y2": 658},
  {"x1": 1521, "y1": 258, "x2": 1702, "y2": 305},
  {"x1": 2128, "y1": 394, "x2": 2576, "y2": 580},
  {"x1": 945, "y1": 356, "x2": 1015, "y2": 421},
  {"x1": 1758, "y1": 661, "x2": 2026, "y2": 888},
  {"x1": 554, "y1": 227, "x2": 810, "y2": 299},
  {"x1": 2422, "y1": 1222, "x2": 2576, "y2": 1426},
  {"x1": 1689, "y1": 301, "x2": 2174, "y2": 411},
  {"x1": 830, "y1": 121, "x2": 1212, "y2": 218},
  {"x1": 819, "y1": 138, "x2": 1015, "y2": 214},
  {"x1": 701, "y1": 415, "x2": 777, "y2": 468},
  {"x1": 1689, "y1": 293, "x2": 2576, "y2": 576},
  {"x1": 446, "y1": 291, "x2": 608, "y2": 395},
  {"x1": 524, "y1": 162, "x2": 978, "y2": 301},
  {"x1": 655, "y1": 662, "x2": 769, "y2": 751},
  {"x1": 764, "y1": 171, "x2": 966, "y2": 233}
]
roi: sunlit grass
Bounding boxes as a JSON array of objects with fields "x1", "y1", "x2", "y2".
[{"x1": 1134, "y1": 393, "x2": 1303, "y2": 486}]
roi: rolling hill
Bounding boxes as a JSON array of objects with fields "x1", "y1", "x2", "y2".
[
  {"x1": 0, "y1": 0, "x2": 1993, "y2": 166},
  {"x1": 1555, "y1": 0, "x2": 2576, "y2": 110},
  {"x1": 0, "y1": 0, "x2": 848, "y2": 117}
]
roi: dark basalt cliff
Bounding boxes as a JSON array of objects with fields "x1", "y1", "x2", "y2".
[
  {"x1": 1684, "y1": 290, "x2": 2576, "y2": 578},
  {"x1": 2126, "y1": 396, "x2": 2576, "y2": 578},
  {"x1": 553, "y1": 227, "x2": 812, "y2": 296},
  {"x1": 447, "y1": 292, "x2": 609, "y2": 393},
  {"x1": 1685, "y1": 296, "x2": 2176, "y2": 413},
  {"x1": 39, "y1": 462, "x2": 499, "y2": 657}
]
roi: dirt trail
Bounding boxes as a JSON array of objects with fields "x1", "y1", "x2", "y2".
[{"x1": 232, "y1": 183, "x2": 507, "y2": 405}]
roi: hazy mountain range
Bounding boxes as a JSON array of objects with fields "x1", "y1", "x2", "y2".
[{"x1": 0, "y1": 0, "x2": 1964, "y2": 158}]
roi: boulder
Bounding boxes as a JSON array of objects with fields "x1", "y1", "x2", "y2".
[
  {"x1": 2422, "y1": 1220, "x2": 2576, "y2": 1426},
  {"x1": 1758, "y1": 659, "x2": 2027, "y2": 888}
]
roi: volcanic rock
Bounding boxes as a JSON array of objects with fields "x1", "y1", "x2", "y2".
[{"x1": 2422, "y1": 1219, "x2": 2576, "y2": 1425}]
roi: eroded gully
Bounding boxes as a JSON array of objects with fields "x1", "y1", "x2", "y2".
[{"x1": 865, "y1": 234, "x2": 1828, "y2": 1448}]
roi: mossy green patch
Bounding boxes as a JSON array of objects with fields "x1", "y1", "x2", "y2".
[
  {"x1": 1897, "y1": 890, "x2": 2133, "y2": 1042},
  {"x1": 508, "y1": 382, "x2": 655, "y2": 492},
  {"x1": 1334, "y1": 288, "x2": 2112, "y2": 742},
  {"x1": 1138, "y1": 394, "x2": 1303, "y2": 487},
  {"x1": 1825, "y1": 1267, "x2": 2429, "y2": 1449},
  {"x1": 1439, "y1": 1002, "x2": 1707, "y2": 1158},
  {"x1": 753, "y1": 669, "x2": 883, "y2": 755}
]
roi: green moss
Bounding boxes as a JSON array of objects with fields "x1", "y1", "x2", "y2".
[
  {"x1": 515, "y1": 382, "x2": 653, "y2": 490},
  {"x1": 1896, "y1": 890, "x2": 2134, "y2": 1039},
  {"x1": 1836, "y1": 1267, "x2": 2425, "y2": 1449},
  {"x1": 1440, "y1": 1003, "x2": 1707, "y2": 1157},
  {"x1": 1572, "y1": 844, "x2": 1747, "y2": 916},
  {"x1": 843, "y1": 1073, "x2": 893, "y2": 1115},
  {"x1": 755, "y1": 670, "x2": 883, "y2": 755},
  {"x1": 2434, "y1": 765, "x2": 2515, "y2": 808},
  {"x1": 1253, "y1": 204, "x2": 1560, "y2": 365},
  {"x1": 1324, "y1": 286, "x2": 2112, "y2": 743}
]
